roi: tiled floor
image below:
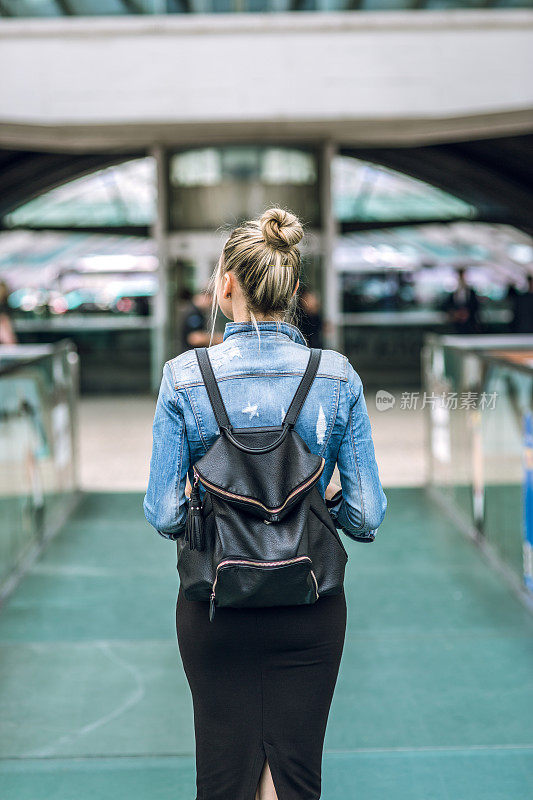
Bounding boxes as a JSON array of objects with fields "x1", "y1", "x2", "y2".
[{"x1": 1, "y1": 489, "x2": 532, "y2": 799}]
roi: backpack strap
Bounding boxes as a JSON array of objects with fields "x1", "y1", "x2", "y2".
[
  {"x1": 195, "y1": 347, "x2": 232, "y2": 432},
  {"x1": 195, "y1": 346, "x2": 322, "y2": 433},
  {"x1": 283, "y1": 348, "x2": 322, "y2": 429}
]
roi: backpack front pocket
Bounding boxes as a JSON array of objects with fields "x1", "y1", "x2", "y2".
[{"x1": 209, "y1": 556, "x2": 319, "y2": 622}]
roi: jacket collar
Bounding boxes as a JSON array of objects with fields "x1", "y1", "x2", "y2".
[{"x1": 222, "y1": 320, "x2": 307, "y2": 346}]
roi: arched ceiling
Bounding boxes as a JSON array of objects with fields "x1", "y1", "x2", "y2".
[
  {"x1": 341, "y1": 134, "x2": 533, "y2": 236},
  {"x1": 0, "y1": 134, "x2": 532, "y2": 234},
  {"x1": 0, "y1": 149, "x2": 142, "y2": 221}
]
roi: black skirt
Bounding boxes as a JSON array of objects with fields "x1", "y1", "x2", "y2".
[{"x1": 176, "y1": 584, "x2": 347, "y2": 800}]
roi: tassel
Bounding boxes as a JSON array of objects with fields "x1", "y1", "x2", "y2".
[{"x1": 186, "y1": 475, "x2": 205, "y2": 551}]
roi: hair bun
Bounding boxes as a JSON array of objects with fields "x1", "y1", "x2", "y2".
[{"x1": 260, "y1": 207, "x2": 304, "y2": 251}]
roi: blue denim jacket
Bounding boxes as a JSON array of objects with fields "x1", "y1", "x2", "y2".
[{"x1": 143, "y1": 320, "x2": 387, "y2": 543}]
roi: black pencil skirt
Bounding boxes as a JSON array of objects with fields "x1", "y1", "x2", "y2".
[{"x1": 176, "y1": 583, "x2": 347, "y2": 800}]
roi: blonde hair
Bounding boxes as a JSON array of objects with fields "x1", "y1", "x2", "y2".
[{"x1": 206, "y1": 207, "x2": 304, "y2": 345}]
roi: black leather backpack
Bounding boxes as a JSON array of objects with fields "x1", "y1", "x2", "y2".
[{"x1": 177, "y1": 346, "x2": 348, "y2": 622}]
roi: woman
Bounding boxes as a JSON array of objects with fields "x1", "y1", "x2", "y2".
[{"x1": 144, "y1": 207, "x2": 387, "y2": 800}]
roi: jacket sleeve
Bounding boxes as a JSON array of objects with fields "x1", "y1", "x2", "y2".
[
  {"x1": 143, "y1": 361, "x2": 190, "y2": 540},
  {"x1": 328, "y1": 361, "x2": 387, "y2": 542}
]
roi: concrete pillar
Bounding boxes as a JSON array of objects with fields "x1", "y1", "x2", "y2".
[
  {"x1": 320, "y1": 140, "x2": 340, "y2": 351},
  {"x1": 150, "y1": 145, "x2": 171, "y2": 394}
]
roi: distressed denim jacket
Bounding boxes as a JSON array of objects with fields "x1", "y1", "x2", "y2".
[{"x1": 143, "y1": 320, "x2": 387, "y2": 543}]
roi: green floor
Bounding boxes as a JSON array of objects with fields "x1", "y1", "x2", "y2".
[{"x1": 1, "y1": 489, "x2": 532, "y2": 799}]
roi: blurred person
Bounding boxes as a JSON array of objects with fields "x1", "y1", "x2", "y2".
[
  {"x1": 397, "y1": 272, "x2": 416, "y2": 310},
  {"x1": 181, "y1": 286, "x2": 223, "y2": 351},
  {"x1": 144, "y1": 207, "x2": 387, "y2": 800},
  {"x1": 509, "y1": 275, "x2": 533, "y2": 334},
  {"x1": 443, "y1": 267, "x2": 481, "y2": 334},
  {"x1": 506, "y1": 283, "x2": 520, "y2": 333},
  {"x1": 0, "y1": 279, "x2": 17, "y2": 344},
  {"x1": 297, "y1": 287, "x2": 323, "y2": 347}
]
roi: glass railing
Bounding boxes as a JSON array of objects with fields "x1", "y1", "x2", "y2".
[
  {"x1": 422, "y1": 334, "x2": 533, "y2": 604},
  {"x1": 0, "y1": 1, "x2": 531, "y2": 18},
  {"x1": 0, "y1": 340, "x2": 79, "y2": 597}
]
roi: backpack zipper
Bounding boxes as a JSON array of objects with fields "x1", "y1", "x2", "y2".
[
  {"x1": 209, "y1": 556, "x2": 319, "y2": 621},
  {"x1": 194, "y1": 458, "x2": 324, "y2": 516}
]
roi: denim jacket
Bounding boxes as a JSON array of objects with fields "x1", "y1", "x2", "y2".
[{"x1": 143, "y1": 320, "x2": 387, "y2": 543}]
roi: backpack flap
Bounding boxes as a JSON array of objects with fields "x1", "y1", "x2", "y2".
[{"x1": 193, "y1": 429, "x2": 325, "y2": 523}]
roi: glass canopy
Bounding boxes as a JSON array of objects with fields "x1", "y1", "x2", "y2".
[
  {"x1": 3, "y1": 153, "x2": 475, "y2": 231},
  {"x1": 0, "y1": 0, "x2": 530, "y2": 15},
  {"x1": 334, "y1": 156, "x2": 475, "y2": 225},
  {"x1": 4, "y1": 159, "x2": 156, "y2": 230}
]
